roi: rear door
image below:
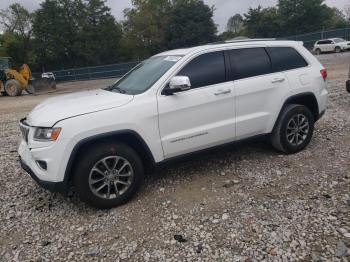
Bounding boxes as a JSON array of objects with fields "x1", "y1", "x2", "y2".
[
  {"x1": 157, "y1": 51, "x2": 236, "y2": 159},
  {"x1": 325, "y1": 40, "x2": 334, "y2": 52},
  {"x1": 228, "y1": 47, "x2": 291, "y2": 139}
]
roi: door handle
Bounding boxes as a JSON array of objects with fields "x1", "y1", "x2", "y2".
[
  {"x1": 271, "y1": 77, "x2": 285, "y2": 83},
  {"x1": 214, "y1": 89, "x2": 231, "y2": 95}
]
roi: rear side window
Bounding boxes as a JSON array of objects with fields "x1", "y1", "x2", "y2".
[
  {"x1": 317, "y1": 40, "x2": 332, "y2": 45},
  {"x1": 177, "y1": 51, "x2": 226, "y2": 89},
  {"x1": 228, "y1": 48, "x2": 271, "y2": 80},
  {"x1": 267, "y1": 47, "x2": 308, "y2": 72}
]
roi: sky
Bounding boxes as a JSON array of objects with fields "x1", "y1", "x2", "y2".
[{"x1": 1, "y1": 0, "x2": 349, "y2": 32}]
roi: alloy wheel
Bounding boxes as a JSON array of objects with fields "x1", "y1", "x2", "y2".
[
  {"x1": 88, "y1": 156, "x2": 134, "y2": 199},
  {"x1": 286, "y1": 114, "x2": 310, "y2": 146}
]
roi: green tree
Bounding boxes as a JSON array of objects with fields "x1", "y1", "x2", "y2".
[
  {"x1": 0, "y1": 4, "x2": 35, "y2": 68},
  {"x1": 324, "y1": 7, "x2": 349, "y2": 28},
  {"x1": 33, "y1": 0, "x2": 123, "y2": 70},
  {"x1": 165, "y1": 0, "x2": 217, "y2": 49},
  {"x1": 0, "y1": 3, "x2": 32, "y2": 37},
  {"x1": 278, "y1": 0, "x2": 334, "y2": 35},
  {"x1": 345, "y1": 5, "x2": 350, "y2": 22},
  {"x1": 33, "y1": 0, "x2": 85, "y2": 70},
  {"x1": 123, "y1": 0, "x2": 171, "y2": 59},
  {"x1": 242, "y1": 0, "x2": 348, "y2": 38},
  {"x1": 227, "y1": 14, "x2": 243, "y2": 33},
  {"x1": 244, "y1": 6, "x2": 281, "y2": 38},
  {"x1": 79, "y1": 0, "x2": 123, "y2": 65}
]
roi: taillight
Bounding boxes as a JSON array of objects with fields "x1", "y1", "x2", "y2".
[{"x1": 320, "y1": 69, "x2": 327, "y2": 81}]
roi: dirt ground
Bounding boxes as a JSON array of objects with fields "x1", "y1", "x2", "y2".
[{"x1": 0, "y1": 52, "x2": 349, "y2": 261}]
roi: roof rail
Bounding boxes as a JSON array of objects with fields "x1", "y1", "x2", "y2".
[
  {"x1": 208, "y1": 38, "x2": 277, "y2": 45},
  {"x1": 225, "y1": 38, "x2": 276, "y2": 43}
]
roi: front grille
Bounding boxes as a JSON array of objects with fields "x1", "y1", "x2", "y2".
[{"x1": 19, "y1": 119, "x2": 30, "y2": 143}]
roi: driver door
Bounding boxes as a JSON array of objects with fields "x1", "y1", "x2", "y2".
[{"x1": 157, "y1": 51, "x2": 236, "y2": 159}]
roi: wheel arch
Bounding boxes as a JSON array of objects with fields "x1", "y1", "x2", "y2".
[
  {"x1": 286, "y1": 92, "x2": 319, "y2": 119},
  {"x1": 63, "y1": 130, "x2": 156, "y2": 186},
  {"x1": 273, "y1": 92, "x2": 320, "y2": 132}
]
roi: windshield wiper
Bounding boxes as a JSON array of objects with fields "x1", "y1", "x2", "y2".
[
  {"x1": 105, "y1": 85, "x2": 127, "y2": 94},
  {"x1": 113, "y1": 87, "x2": 126, "y2": 94}
]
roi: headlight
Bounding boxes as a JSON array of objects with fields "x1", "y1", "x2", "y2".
[{"x1": 34, "y1": 127, "x2": 61, "y2": 141}]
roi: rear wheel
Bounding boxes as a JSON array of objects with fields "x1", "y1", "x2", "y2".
[
  {"x1": 315, "y1": 48, "x2": 321, "y2": 55},
  {"x1": 73, "y1": 142, "x2": 144, "y2": 209},
  {"x1": 5, "y1": 79, "x2": 22, "y2": 96},
  {"x1": 271, "y1": 104, "x2": 314, "y2": 154},
  {"x1": 335, "y1": 46, "x2": 341, "y2": 53}
]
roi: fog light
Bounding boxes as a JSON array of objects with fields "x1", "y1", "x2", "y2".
[{"x1": 36, "y1": 160, "x2": 47, "y2": 170}]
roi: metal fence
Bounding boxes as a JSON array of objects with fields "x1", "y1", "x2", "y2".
[
  {"x1": 34, "y1": 27, "x2": 350, "y2": 82},
  {"x1": 36, "y1": 60, "x2": 140, "y2": 82},
  {"x1": 283, "y1": 27, "x2": 350, "y2": 49}
]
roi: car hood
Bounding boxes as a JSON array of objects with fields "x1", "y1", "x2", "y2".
[{"x1": 26, "y1": 89, "x2": 134, "y2": 127}]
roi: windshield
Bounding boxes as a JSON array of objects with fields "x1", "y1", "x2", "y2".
[
  {"x1": 333, "y1": 38, "x2": 345, "y2": 43},
  {"x1": 107, "y1": 55, "x2": 182, "y2": 95}
]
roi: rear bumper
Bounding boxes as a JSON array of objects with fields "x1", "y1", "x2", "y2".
[{"x1": 19, "y1": 156, "x2": 68, "y2": 192}]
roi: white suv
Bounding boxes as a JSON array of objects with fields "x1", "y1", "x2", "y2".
[
  {"x1": 41, "y1": 72, "x2": 56, "y2": 80},
  {"x1": 18, "y1": 40, "x2": 328, "y2": 208},
  {"x1": 313, "y1": 38, "x2": 349, "y2": 55}
]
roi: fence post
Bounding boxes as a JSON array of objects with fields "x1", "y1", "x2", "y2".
[{"x1": 345, "y1": 28, "x2": 347, "y2": 41}]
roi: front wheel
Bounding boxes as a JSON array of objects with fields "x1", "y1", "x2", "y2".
[
  {"x1": 315, "y1": 48, "x2": 321, "y2": 55},
  {"x1": 73, "y1": 142, "x2": 144, "y2": 209},
  {"x1": 5, "y1": 79, "x2": 22, "y2": 96},
  {"x1": 271, "y1": 104, "x2": 314, "y2": 154},
  {"x1": 335, "y1": 46, "x2": 341, "y2": 53}
]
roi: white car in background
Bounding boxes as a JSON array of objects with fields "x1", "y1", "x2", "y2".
[
  {"x1": 41, "y1": 72, "x2": 55, "y2": 80},
  {"x1": 313, "y1": 38, "x2": 349, "y2": 55}
]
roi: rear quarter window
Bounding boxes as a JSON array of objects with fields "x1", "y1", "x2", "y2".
[{"x1": 267, "y1": 47, "x2": 308, "y2": 72}]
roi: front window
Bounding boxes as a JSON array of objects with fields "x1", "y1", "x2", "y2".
[
  {"x1": 177, "y1": 51, "x2": 226, "y2": 89},
  {"x1": 333, "y1": 38, "x2": 345, "y2": 43},
  {"x1": 107, "y1": 55, "x2": 182, "y2": 95}
]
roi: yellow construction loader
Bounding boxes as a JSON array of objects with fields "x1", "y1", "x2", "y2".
[{"x1": 0, "y1": 57, "x2": 56, "y2": 96}]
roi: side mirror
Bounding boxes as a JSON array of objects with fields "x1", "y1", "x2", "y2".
[{"x1": 163, "y1": 76, "x2": 191, "y2": 95}]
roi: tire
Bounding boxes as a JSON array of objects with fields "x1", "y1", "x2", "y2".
[
  {"x1": 315, "y1": 48, "x2": 321, "y2": 55},
  {"x1": 271, "y1": 104, "x2": 314, "y2": 154},
  {"x1": 73, "y1": 142, "x2": 144, "y2": 209},
  {"x1": 335, "y1": 46, "x2": 341, "y2": 53},
  {"x1": 5, "y1": 79, "x2": 22, "y2": 96}
]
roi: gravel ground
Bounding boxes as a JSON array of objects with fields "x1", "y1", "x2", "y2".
[{"x1": 0, "y1": 53, "x2": 349, "y2": 261}]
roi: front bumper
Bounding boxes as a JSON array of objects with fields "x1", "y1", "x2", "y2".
[
  {"x1": 19, "y1": 156, "x2": 67, "y2": 192},
  {"x1": 18, "y1": 136, "x2": 72, "y2": 193}
]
